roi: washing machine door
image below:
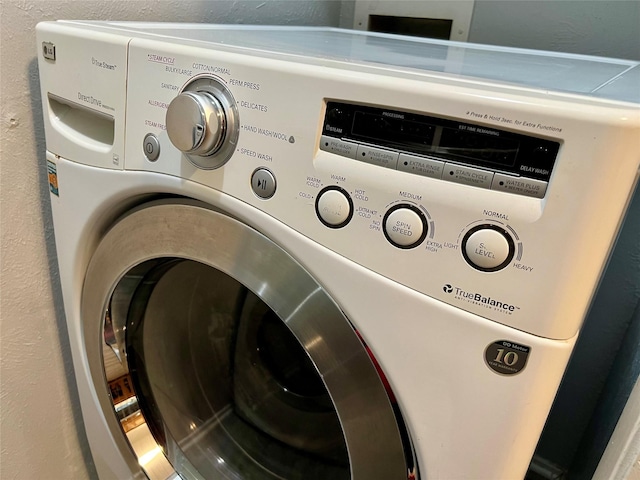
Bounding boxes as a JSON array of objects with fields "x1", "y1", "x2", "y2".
[{"x1": 82, "y1": 201, "x2": 412, "y2": 480}]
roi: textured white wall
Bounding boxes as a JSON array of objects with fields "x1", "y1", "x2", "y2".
[
  {"x1": 468, "y1": 0, "x2": 640, "y2": 60},
  {"x1": 340, "y1": 0, "x2": 640, "y2": 60},
  {"x1": 0, "y1": 2, "x2": 340, "y2": 479}
]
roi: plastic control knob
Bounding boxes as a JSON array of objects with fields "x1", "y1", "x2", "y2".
[
  {"x1": 315, "y1": 186, "x2": 354, "y2": 228},
  {"x1": 462, "y1": 225, "x2": 515, "y2": 272},
  {"x1": 166, "y1": 91, "x2": 226, "y2": 156},
  {"x1": 383, "y1": 204, "x2": 428, "y2": 249}
]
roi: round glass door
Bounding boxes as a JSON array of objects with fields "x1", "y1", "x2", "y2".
[{"x1": 82, "y1": 201, "x2": 416, "y2": 479}]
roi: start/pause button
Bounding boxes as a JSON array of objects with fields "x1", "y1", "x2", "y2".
[{"x1": 251, "y1": 168, "x2": 276, "y2": 199}]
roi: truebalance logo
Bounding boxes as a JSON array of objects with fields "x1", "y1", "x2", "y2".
[{"x1": 443, "y1": 284, "x2": 519, "y2": 313}]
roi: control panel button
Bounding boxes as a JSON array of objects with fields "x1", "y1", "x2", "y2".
[
  {"x1": 315, "y1": 187, "x2": 353, "y2": 228},
  {"x1": 320, "y1": 135, "x2": 358, "y2": 159},
  {"x1": 462, "y1": 225, "x2": 515, "y2": 271},
  {"x1": 443, "y1": 163, "x2": 494, "y2": 189},
  {"x1": 398, "y1": 153, "x2": 444, "y2": 179},
  {"x1": 143, "y1": 133, "x2": 160, "y2": 161},
  {"x1": 356, "y1": 145, "x2": 399, "y2": 169},
  {"x1": 251, "y1": 168, "x2": 276, "y2": 199},
  {"x1": 491, "y1": 173, "x2": 548, "y2": 198},
  {"x1": 383, "y1": 205, "x2": 428, "y2": 249}
]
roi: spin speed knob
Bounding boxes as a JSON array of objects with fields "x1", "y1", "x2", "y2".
[{"x1": 166, "y1": 91, "x2": 226, "y2": 156}]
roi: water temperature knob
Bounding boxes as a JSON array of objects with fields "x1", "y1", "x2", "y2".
[{"x1": 165, "y1": 75, "x2": 239, "y2": 169}]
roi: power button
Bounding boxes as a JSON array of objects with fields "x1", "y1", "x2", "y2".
[{"x1": 143, "y1": 133, "x2": 160, "y2": 162}]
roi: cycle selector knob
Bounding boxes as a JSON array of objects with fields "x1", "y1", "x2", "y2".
[
  {"x1": 166, "y1": 91, "x2": 226, "y2": 156},
  {"x1": 165, "y1": 75, "x2": 239, "y2": 170}
]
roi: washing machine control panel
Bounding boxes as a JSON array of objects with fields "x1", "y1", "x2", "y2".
[{"x1": 115, "y1": 35, "x2": 640, "y2": 340}]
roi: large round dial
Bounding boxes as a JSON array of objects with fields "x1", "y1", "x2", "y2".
[
  {"x1": 166, "y1": 91, "x2": 225, "y2": 156},
  {"x1": 165, "y1": 75, "x2": 239, "y2": 169}
]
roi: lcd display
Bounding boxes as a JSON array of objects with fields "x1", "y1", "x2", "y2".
[
  {"x1": 352, "y1": 111, "x2": 435, "y2": 149},
  {"x1": 437, "y1": 127, "x2": 519, "y2": 167},
  {"x1": 322, "y1": 101, "x2": 559, "y2": 181}
]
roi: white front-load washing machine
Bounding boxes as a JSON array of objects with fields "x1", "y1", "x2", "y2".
[{"x1": 36, "y1": 21, "x2": 640, "y2": 479}]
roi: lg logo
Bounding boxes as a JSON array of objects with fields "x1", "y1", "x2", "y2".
[{"x1": 443, "y1": 284, "x2": 453, "y2": 293}]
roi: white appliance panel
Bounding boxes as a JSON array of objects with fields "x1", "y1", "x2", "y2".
[{"x1": 119, "y1": 36, "x2": 640, "y2": 340}]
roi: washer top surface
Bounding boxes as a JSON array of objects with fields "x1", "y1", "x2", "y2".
[{"x1": 57, "y1": 21, "x2": 640, "y2": 103}]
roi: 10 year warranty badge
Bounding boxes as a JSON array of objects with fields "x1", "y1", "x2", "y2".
[{"x1": 484, "y1": 340, "x2": 530, "y2": 376}]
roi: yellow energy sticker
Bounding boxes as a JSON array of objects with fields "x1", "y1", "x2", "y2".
[{"x1": 47, "y1": 160, "x2": 59, "y2": 196}]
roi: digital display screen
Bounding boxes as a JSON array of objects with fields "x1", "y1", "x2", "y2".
[
  {"x1": 350, "y1": 111, "x2": 518, "y2": 166},
  {"x1": 351, "y1": 111, "x2": 435, "y2": 149},
  {"x1": 322, "y1": 101, "x2": 559, "y2": 181},
  {"x1": 437, "y1": 127, "x2": 519, "y2": 167}
]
